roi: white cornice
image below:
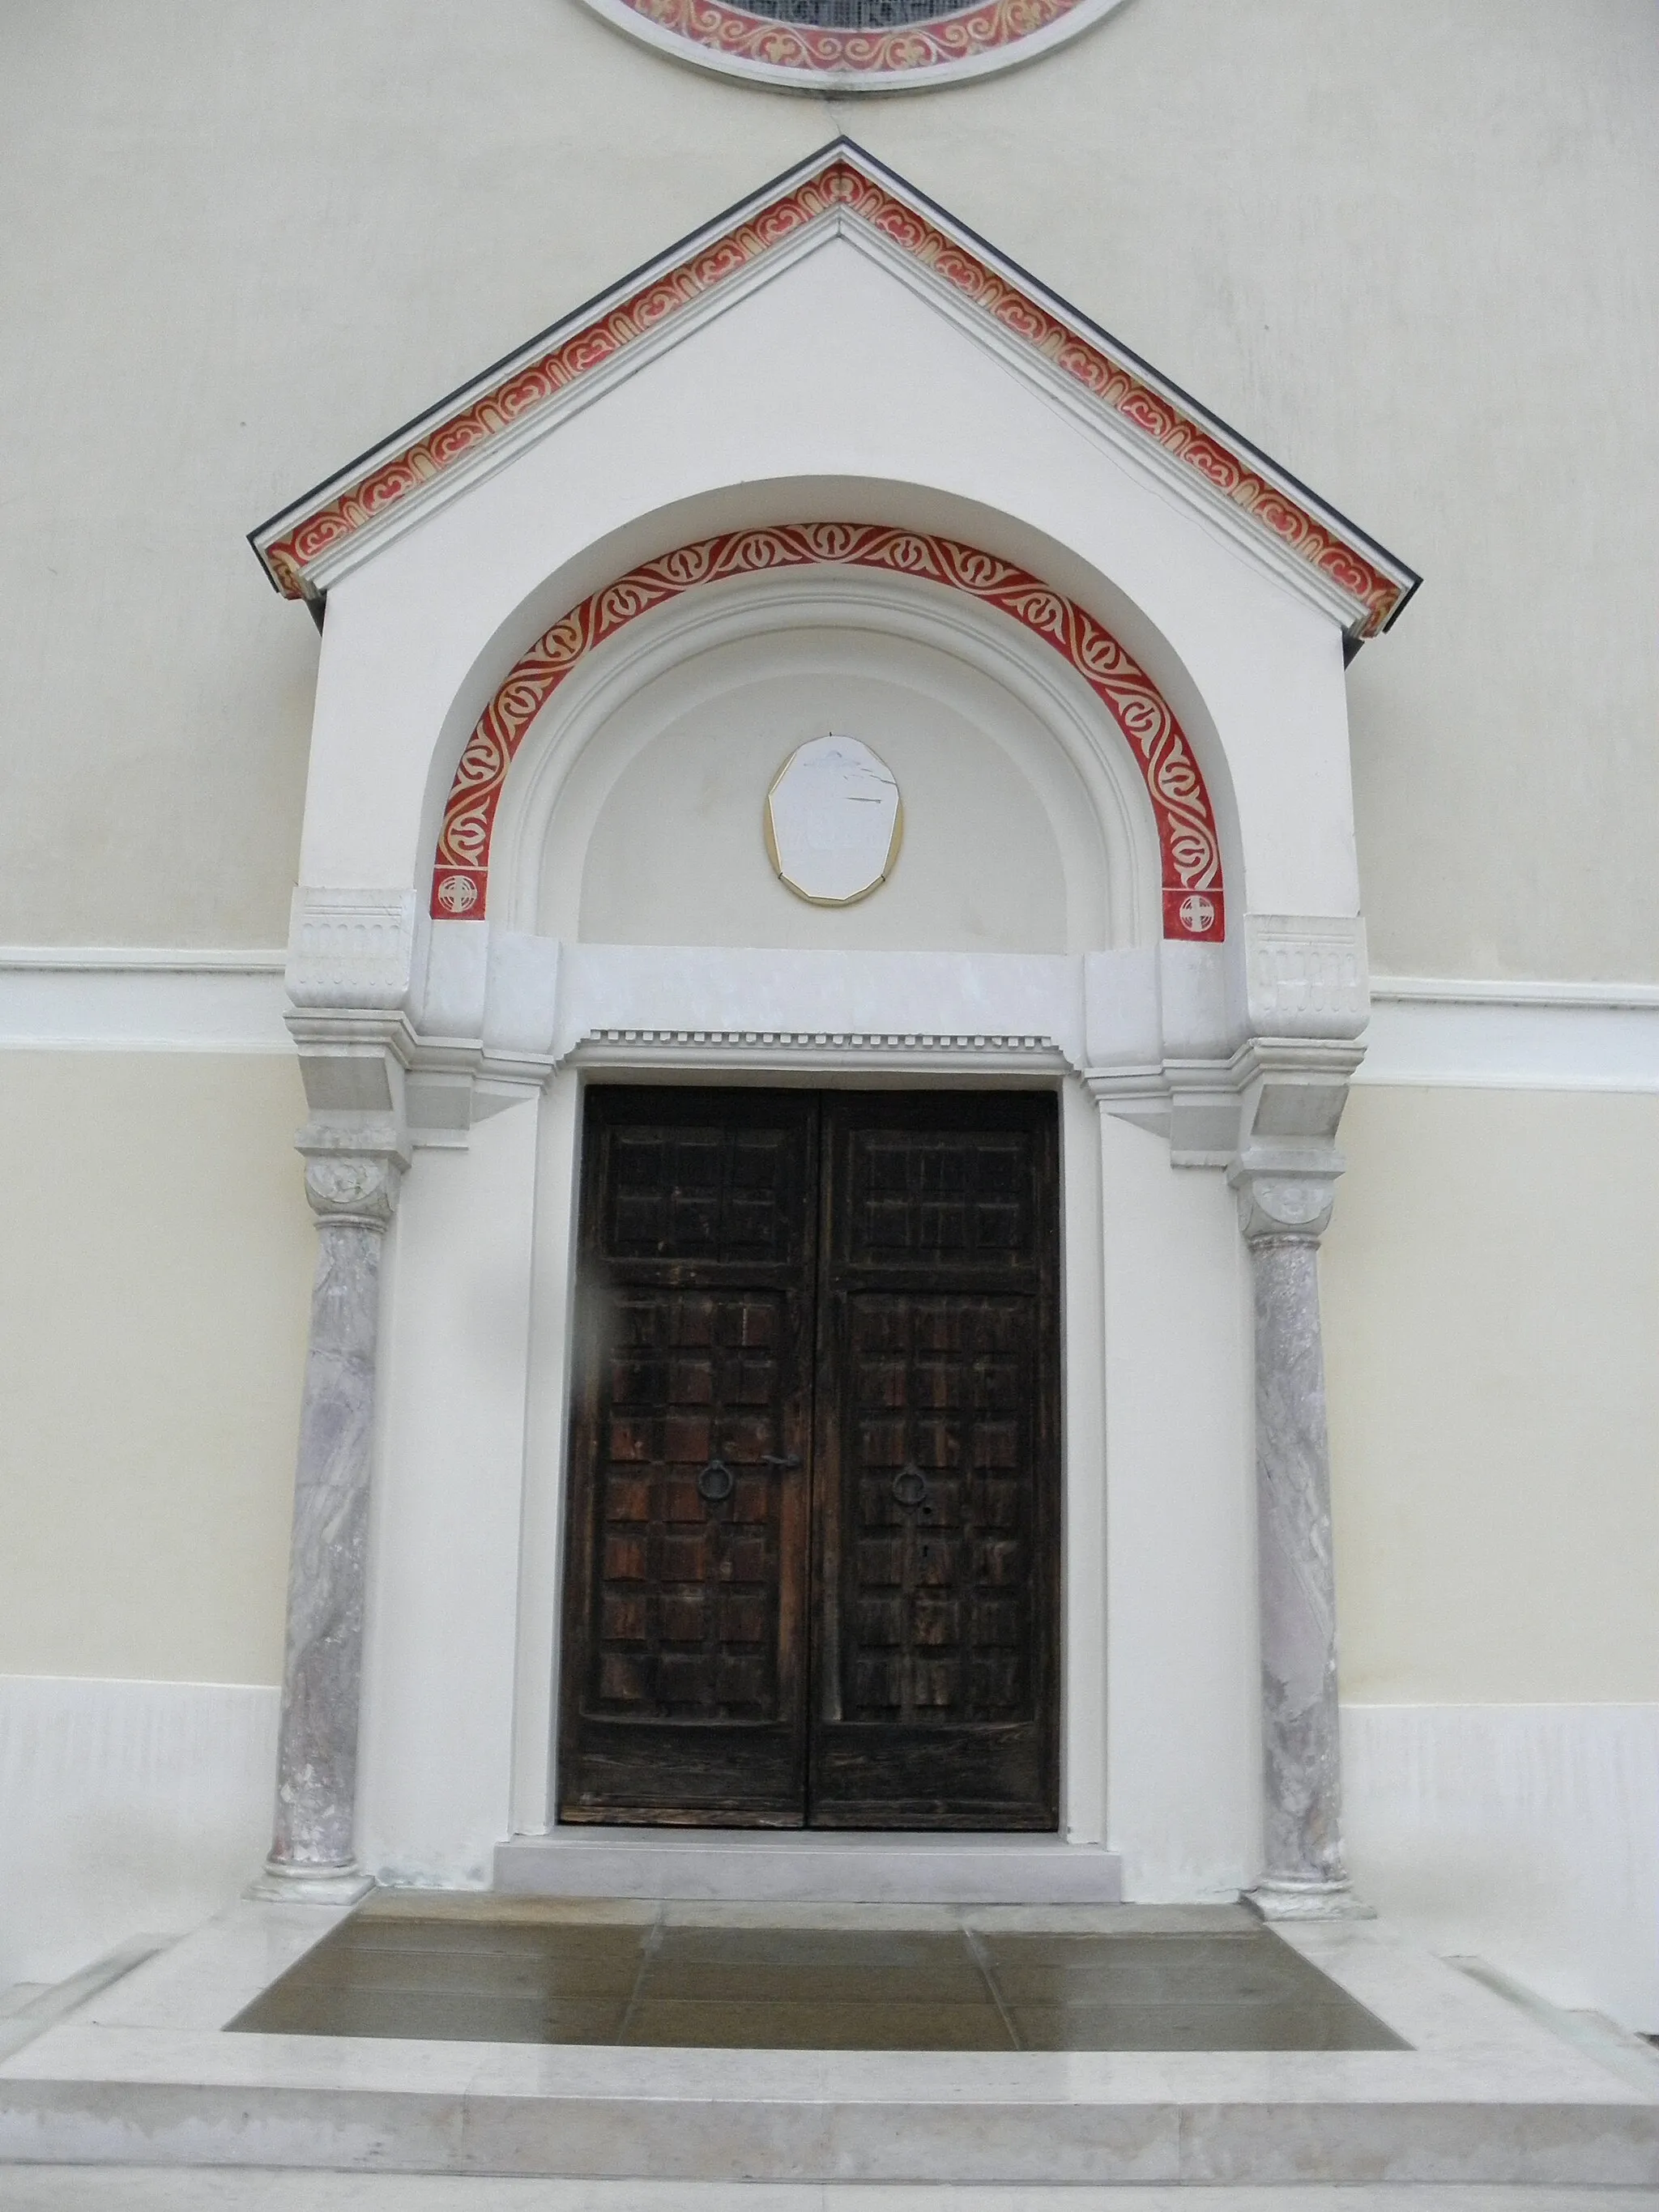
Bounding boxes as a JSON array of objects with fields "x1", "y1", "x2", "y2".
[
  {"x1": 6, "y1": 952, "x2": 1659, "y2": 1093},
  {"x1": 1359, "y1": 978, "x2": 1659, "y2": 1093},
  {"x1": 575, "y1": 1028, "x2": 1066, "y2": 1080}
]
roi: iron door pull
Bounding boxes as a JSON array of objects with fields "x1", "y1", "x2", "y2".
[
  {"x1": 697, "y1": 1449, "x2": 801, "y2": 1502},
  {"x1": 892, "y1": 1464, "x2": 930, "y2": 1509}
]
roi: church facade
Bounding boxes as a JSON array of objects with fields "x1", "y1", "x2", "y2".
[{"x1": 3, "y1": 0, "x2": 1656, "y2": 2039}]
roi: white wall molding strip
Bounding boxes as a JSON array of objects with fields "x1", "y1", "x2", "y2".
[
  {"x1": 0, "y1": 948, "x2": 289, "y2": 1051},
  {"x1": 4, "y1": 950, "x2": 1659, "y2": 1088},
  {"x1": 1362, "y1": 974, "x2": 1659, "y2": 1092}
]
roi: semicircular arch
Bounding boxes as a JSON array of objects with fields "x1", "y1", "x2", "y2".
[{"x1": 429, "y1": 522, "x2": 1226, "y2": 945}]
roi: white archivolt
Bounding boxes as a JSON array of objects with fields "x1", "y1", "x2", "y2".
[{"x1": 485, "y1": 567, "x2": 1161, "y2": 954}]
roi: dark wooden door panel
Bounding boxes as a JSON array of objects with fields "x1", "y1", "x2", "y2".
[
  {"x1": 559, "y1": 1089, "x2": 817, "y2": 1826},
  {"x1": 810, "y1": 1093, "x2": 1060, "y2": 1830},
  {"x1": 559, "y1": 1085, "x2": 1060, "y2": 1831}
]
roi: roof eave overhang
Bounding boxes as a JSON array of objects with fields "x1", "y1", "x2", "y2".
[{"x1": 250, "y1": 139, "x2": 1420, "y2": 647}]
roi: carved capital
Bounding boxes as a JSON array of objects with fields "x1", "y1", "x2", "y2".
[
  {"x1": 1229, "y1": 1165, "x2": 1338, "y2": 1246},
  {"x1": 301, "y1": 1150, "x2": 404, "y2": 1228},
  {"x1": 298, "y1": 1115, "x2": 409, "y2": 1228}
]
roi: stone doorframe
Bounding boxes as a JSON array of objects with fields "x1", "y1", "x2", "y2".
[{"x1": 253, "y1": 918, "x2": 1368, "y2": 1916}]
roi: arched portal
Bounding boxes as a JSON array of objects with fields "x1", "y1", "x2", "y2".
[
  {"x1": 429, "y1": 523, "x2": 1226, "y2": 944},
  {"x1": 259, "y1": 135, "x2": 1399, "y2": 1911}
]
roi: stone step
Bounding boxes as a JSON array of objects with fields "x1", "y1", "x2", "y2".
[
  {"x1": 0, "y1": 1902, "x2": 1655, "y2": 2191},
  {"x1": 495, "y1": 1829, "x2": 1124, "y2": 1903}
]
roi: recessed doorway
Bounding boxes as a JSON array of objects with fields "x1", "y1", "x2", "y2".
[{"x1": 557, "y1": 1085, "x2": 1060, "y2": 1830}]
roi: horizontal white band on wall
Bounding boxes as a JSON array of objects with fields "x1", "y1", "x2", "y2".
[
  {"x1": 0, "y1": 948, "x2": 290, "y2": 1052},
  {"x1": 1360, "y1": 976, "x2": 1659, "y2": 1092},
  {"x1": 3, "y1": 949, "x2": 1659, "y2": 1090}
]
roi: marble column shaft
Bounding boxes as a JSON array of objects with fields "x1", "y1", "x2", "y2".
[
  {"x1": 1234, "y1": 1170, "x2": 1364, "y2": 1913},
  {"x1": 262, "y1": 1150, "x2": 402, "y2": 1886}
]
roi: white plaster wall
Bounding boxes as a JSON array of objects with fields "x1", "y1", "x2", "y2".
[
  {"x1": 1098, "y1": 1113, "x2": 1259, "y2": 1899},
  {"x1": 2, "y1": 1, "x2": 1653, "y2": 977},
  {"x1": 0, "y1": 1677, "x2": 275, "y2": 1988},
  {"x1": 6, "y1": 1673, "x2": 1651, "y2": 2033},
  {"x1": 0, "y1": 1052, "x2": 311, "y2": 1686},
  {"x1": 1324, "y1": 1085, "x2": 1659, "y2": 1704},
  {"x1": 1343, "y1": 1703, "x2": 1659, "y2": 2034},
  {"x1": 569, "y1": 628, "x2": 1087, "y2": 955},
  {"x1": 358, "y1": 1089, "x2": 544, "y2": 1885}
]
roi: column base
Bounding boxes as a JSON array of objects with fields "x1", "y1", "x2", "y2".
[
  {"x1": 1244, "y1": 1878, "x2": 1375, "y2": 1923},
  {"x1": 244, "y1": 1861, "x2": 375, "y2": 1907}
]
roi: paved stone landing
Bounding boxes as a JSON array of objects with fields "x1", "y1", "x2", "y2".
[
  {"x1": 1, "y1": 1898, "x2": 1657, "y2": 2189},
  {"x1": 230, "y1": 1894, "x2": 1402, "y2": 2052}
]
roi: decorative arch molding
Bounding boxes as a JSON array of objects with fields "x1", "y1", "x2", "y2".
[
  {"x1": 431, "y1": 522, "x2": 1226, "y2": 943},
  {"x1": 578, "y1": 0, "x2": 1127, "y2": 93}
]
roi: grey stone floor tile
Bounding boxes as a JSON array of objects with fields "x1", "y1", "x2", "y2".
[
  {"x1": 1009, "y1": 1997, "x2": 1404, "y2": 2052},
  {"x1": 622, "y1": 1994, "x2": 1017, "y2": 2048}
]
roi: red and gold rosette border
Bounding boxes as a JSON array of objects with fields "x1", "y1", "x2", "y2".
[
  {"x1": 264, "y1": 161, "x2": 1403, "y2": 637},
  {"x1": 621, "y1": 0, "x2": 1078, "y2": 75},
  {"x1": 430, "y1": 522, "x2": 1226, "y2": 943}
]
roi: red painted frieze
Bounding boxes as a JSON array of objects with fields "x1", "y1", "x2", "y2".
[
  {"x1": 618, "y1": 0, "x2": 1085, "y2": 77},
  {"x1": 431, "y1": 522, "x2": 1227, "y2": 942},
  {"x1": 263, "y1": 159, "x2": 1404, "y2": 637}
]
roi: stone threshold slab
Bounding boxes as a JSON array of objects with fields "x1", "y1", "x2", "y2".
[
  {"x1": 8, "y1": 2180, "x2": 1659, "y2": 2212},
  {"x1": 494, "y1": 1831, "x2": 1124, "y2": 1903},
  {"x1": 1, "y1": 1903, "x2": 1656, "y2": 2186}
]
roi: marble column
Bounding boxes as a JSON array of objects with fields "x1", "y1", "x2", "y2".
[
  {"x1": 1230, "y1": 1167, "x2": 1371, "y2": 1920},
  {"x1": 249, "y1": 1142, "x2": 404, "y2": 1903}
]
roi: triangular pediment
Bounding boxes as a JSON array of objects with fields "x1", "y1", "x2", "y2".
[{"x1": 251, "y1": 141, "x2": 1416, "y2": 641}]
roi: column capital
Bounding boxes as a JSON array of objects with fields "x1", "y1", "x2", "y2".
[
  {"x1": 298, "y1": 1119, "x2": 410, "y2": 1228},
  {"x1": 1227, "y1": 1159, "x2": 1340, "y2": 1245}
]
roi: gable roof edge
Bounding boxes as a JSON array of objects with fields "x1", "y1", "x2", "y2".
[{"x1": 249, "y1": 139, "x2": 1419, "y2": 643}]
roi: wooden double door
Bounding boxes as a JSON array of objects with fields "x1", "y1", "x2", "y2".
[{"x1": 558, "y1": 1086, "x2": 1060, "y2": 1830}]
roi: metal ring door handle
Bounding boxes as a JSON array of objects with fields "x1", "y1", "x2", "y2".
[
  {"x1": 696, "y1": 1457, "x2": 736, "y2": 1503},
  {"x1": 891, "y1": 1464, "x2": 929, "y2": 1510}
]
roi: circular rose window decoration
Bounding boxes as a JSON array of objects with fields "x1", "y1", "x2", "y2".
[{"x1": 581, "y1": 0, "x2": 1130, "y2": 92}]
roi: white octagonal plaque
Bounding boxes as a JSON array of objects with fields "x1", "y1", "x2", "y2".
[{"x1": 766, "y1": 735, "x2": 902, "y2": 907}]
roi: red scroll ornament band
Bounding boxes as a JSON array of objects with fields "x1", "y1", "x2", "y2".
[
  {"x1": 618, "y1": 0, "x2": 1085, "y2": 77},
  {"x1": 263, "y1": 159, "x2": 1402, "y2": 636},
  {"x1": 433, "y1": 526, "x2": 1224, "y2": 941}
]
